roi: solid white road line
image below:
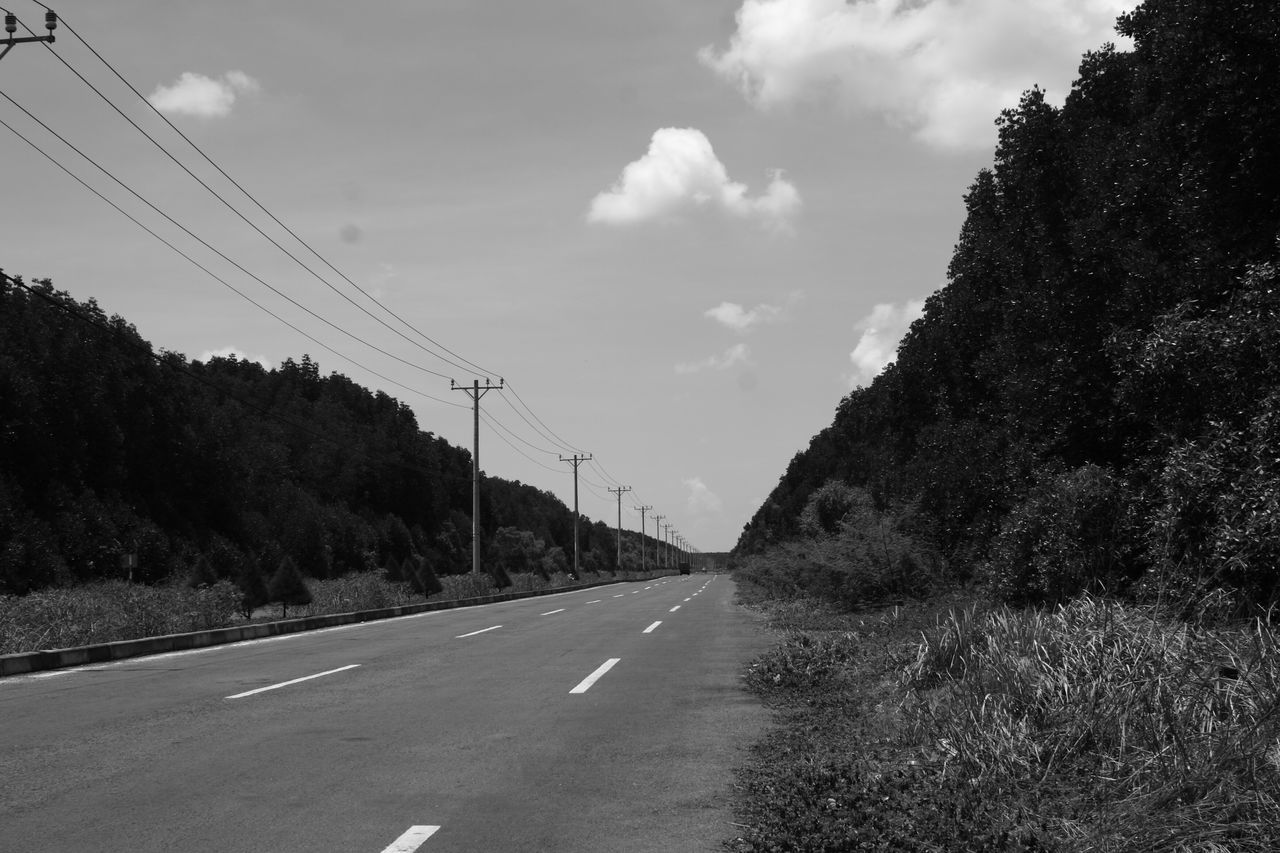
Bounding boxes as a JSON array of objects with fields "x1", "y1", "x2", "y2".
[
  {"x1": 643, "y1": 621, "x2": 662, "y2": 634},
  {"x1": 455, "y1": 625, "x2": 502, "y2": 639},
  {"x1": 541, "y1": 609, "x2": 566, "y2": 616},
  {"x1": 669, "y1": 605, "x2": 681, "y2": 612},
  {"x1": 225, "y1": 664, "x2": 360, "y2": 700},
  {"x1": 570, "y1": 658, "x2": 620, "y2": 694},
  {"x1": 380, "y1": 825, "x2": 440, "y2": 852}
]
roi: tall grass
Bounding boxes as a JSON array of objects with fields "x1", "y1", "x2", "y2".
[
  {"x1": 1, "y1": 569, "x2": 666, "y2": 656},
  {"x1": 0, "y1": 580, "x2": 241, "y2": 654},
  {"x1": 906, "y1": 596, "x2": 1280, "y2": 850}
]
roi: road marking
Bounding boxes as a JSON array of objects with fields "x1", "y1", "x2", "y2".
[
  {"x1": 643, "y1": 621, "x2": 662, "y2": 634},
  {"x1": 587, "y1": 599, "x2": 602, "y2": 604},
  {"x1": 683, "y1": 598, "x2": 691, "y2": 602},
  {"x1": 455, "y1": 625, "x2": 502, "y2": 638},
  {"x1": 541, "y1": 608, "x2": 566, "y2": 616},
  {"x1": 380, "y1": 825, "x2": 440, "y2": 852},
  {"x1": 225, "y1": 664, "x2": 360, "y2": 699},
  {"x1": 669, "y1": 605, "x2": 681, "y2": 612},
  {"x1": 570, "y1": 658, "x2": 620, "y2": 694}
]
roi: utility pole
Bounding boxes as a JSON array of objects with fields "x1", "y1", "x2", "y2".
[
  {"x1": 608, "y1": 486, "x2": 631, "y2": 570},
  {"x1": 663, "y1": 523, "x2": 673, "y2": 571},
  {"x1": 652, "y1": 514, "x2": 665, "y2": 570},
  {"x1": 451, "y1": 377, "x2": 503, "y2": 576},
  {"x1": 634, "y1": 505, "x2": 652, "y2": 573},
  {"x1": 560, "y1": 453, "x2": 592, "y2": 577},
  {"x1": 1, "y1": 10, "x2": 57, "y2": 63}
]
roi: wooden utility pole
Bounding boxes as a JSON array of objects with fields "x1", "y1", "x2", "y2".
[
  {"x1": 452, "y1": 378, "x2": 503, "y2": 575},
  {"x1": 634, "y1": 505, "x2": 652, "y2": 573},
  {"x1": 560, "y1": 453, "x2": 592, "y2": 576},
  {"x1": 652, "y1": 514, "x2": 665, "y2": 569},
  {"x1": 608, "y1": 486, "x2": 631, "y2": 570}
]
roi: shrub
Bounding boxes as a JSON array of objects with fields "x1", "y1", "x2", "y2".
[
  {"x1": 982, "y1": 464, "x2": 1133, "y2": 605},
  {"x1": 267, "y1": 556, "x2": 312, "y2": 617},
  {"x1": 744, "y1": 632, "x2": 862, "y2": 696}
]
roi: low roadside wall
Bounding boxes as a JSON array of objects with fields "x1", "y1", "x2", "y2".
[{"x1": 0, "y1": 576, "x2": 637, "y2": 678}]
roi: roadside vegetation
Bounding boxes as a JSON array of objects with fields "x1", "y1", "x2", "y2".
[
  {"x1": 0, "y1": 566, "x2": 663, "y2": 655},
  {"x1": 729, "y1": 573, "x2": 1280, "y2": 851}
]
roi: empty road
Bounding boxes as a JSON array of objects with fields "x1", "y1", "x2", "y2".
[{"x1": 0, "y1": 574, "x2": 770, "y2": 852}]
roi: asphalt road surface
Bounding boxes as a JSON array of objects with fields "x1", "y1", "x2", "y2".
[{"x1": 0, "y1": 574, "x2": 771, "y2": 852}]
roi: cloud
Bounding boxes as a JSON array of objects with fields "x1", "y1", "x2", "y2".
[
  {"x1": 339, "y1": 224, "x2": 364, "y2": 244},
  {"x1": 700, "y1": 0, "x2": 1137, "y2": 150},
  {"x1": 675, "y1": 343, "x2": 751, "y2": 375},
  {"x1": 683, "y1": 477, "x2": 725, "y2": 515},
  {"x1": 705, "y1": 292, "x2": 801, "y2": 333},
  {"x1": 588, "y1": 127, "x2": 800, "y2": 231},
  {"x1": 849, "y1": 298, "x2": 925, "y2": 387},
  {"x1": 148, "y1": 70, "x2": 260, "y2": 118},
  {"x1": 197, "y1": 346, "x2": 272, "y2": 370}
]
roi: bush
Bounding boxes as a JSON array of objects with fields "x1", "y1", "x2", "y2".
[
  {"x1": 267, "y1": 556, "x2": 312, "y2": 617},
  {"x1": 982, "y1": 465, "x2": 1134, "y2": 605},
  {"x1": 744, "y1": 632, "x2": 862, "y2": 696}
]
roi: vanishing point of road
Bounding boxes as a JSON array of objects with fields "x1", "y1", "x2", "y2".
[{"x1": 0, "y1": 574, "x2": 771, "y2": 852}]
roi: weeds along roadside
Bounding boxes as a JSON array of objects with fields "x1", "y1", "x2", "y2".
[
  {"x1": 0, "y1": 568, "x2": 660, "y2": 655},
  {"x1": 728, "y1": 572, "x2": 1280, "y2": 852}
]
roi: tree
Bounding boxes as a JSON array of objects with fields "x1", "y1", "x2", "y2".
[
  {"x1": 408, "y1": 553, "x2": 444, "y2": 597},
  {"x1": 267, "y1": 556, "x2": 312, "y2": 618},
  {"x1": 235, "y1": 558, "x2": 269, "y2": 619}
]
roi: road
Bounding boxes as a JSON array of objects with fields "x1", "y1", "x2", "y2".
[{"x1": 0, "y1": 574, "x2": 771, "y2": 852}]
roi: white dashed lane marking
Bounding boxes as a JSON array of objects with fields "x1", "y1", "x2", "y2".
[
  {"x1": 669, "y1": 605, "x2": 680, "y2": 612},
  {"x1": 570, "y1": 658, "x2": 620, "y2": 694},
  {"x1": 380, "y1": 825, "x2": 440, "y2": 852},
  {"x1": 455, "y1": 625, "x2": 502, "y2": 639},
  {"x1": 643, "y1": 621, "x2": 662, "y2": 634},
  {"x1": 225, "y1": 664, "x2": 360, "y2": 700},
  {"x1": 541, "y1": 609, "x2": 565, "y2": 616}
]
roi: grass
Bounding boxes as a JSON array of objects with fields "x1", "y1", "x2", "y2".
[
  {"x1": 0, "y1": 568, "x2": 663, "y2": 655},
  {"x1": 728, "y1": 586, "x2": 1280, "y2": 852}
]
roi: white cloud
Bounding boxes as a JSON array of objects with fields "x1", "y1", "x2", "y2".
[
  {"x1": 705, "y1": 292, "x2": 801, "y2": 333},
  {"x1": 848, "y1": 298, "x2": 925, "y2": 387},
  {"x1": 197, "y1": 346, "x2": 272, "y2": 370},
  {"x1": 675, "y1": 343, "x2": 751, "y2": 375},
  {"x1": 683, "y1": 477, "x2": 725, "y2": 515},
  {"x1": 148, "y1": 70, "x2": 260, "y2": 118},
  {"x1": 588, "y1": 127, "x2": 800, "y2": 231},
  {"x1": 700, "y1": 0, "x2": 1137, "y2": 150}
]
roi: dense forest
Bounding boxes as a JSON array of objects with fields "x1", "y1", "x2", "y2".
[
  {"x1": 0, "y1": 276, "x2": 653, "y2": 595},
  {"x1": 736, "y1": 0, "x2": 1280, "y2": 610}
]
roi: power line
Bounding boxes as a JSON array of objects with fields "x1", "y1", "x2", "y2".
[
  {"x1": 30, "y1": 1, "x2": 500, "y2": 381},
  {"x1": 0, "y1": 91, "x2": 465, "y2": 383},
  {"x1": 0, "y1": 110, "x2": 465, "y2": 411},
  {"x1": 16, "y1": 12, "x2": 488, "y2": 382}
]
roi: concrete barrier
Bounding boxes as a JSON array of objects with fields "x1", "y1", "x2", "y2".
[{"x1": 0, "y1": 576, "x2": 655, "y2": 678}]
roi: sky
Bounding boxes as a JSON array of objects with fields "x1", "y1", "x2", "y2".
[{"x1": 0, "y1": 0, "x2": 1138, "y2": 551}]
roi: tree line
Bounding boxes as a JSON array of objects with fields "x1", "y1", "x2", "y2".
[
  {"x1": 0, "y1": 277, "x2": 655, "y2": 595},
  {"x1": 736, "y1": 0, "x2": 1280, "y2": 612}
]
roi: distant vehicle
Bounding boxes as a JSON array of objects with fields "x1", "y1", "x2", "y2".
[{"x1": 679, "y1": 562, "x2": 691, "y2": 575}]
